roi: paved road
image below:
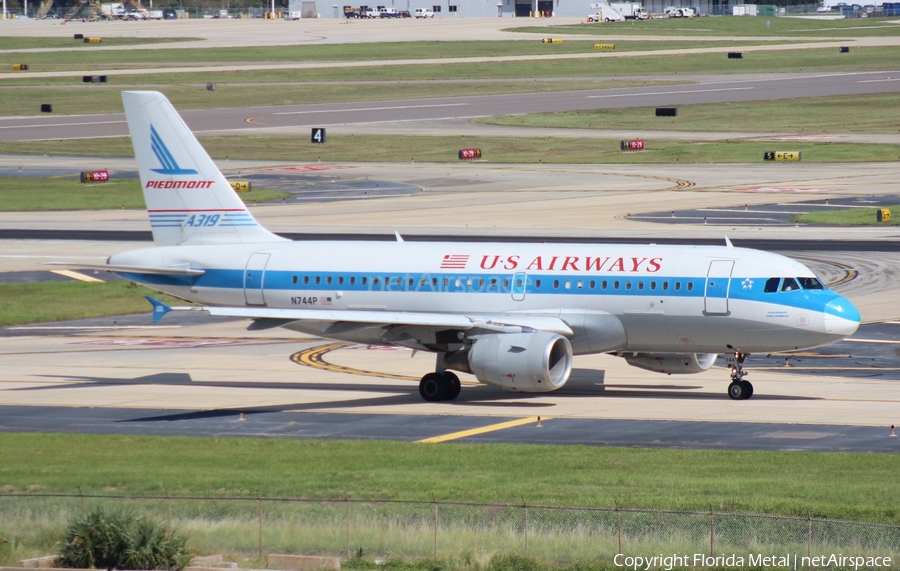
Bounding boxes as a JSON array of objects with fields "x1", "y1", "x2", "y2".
[{"x1": 2, "y1": 71, "x2": 899, "y2": 142}]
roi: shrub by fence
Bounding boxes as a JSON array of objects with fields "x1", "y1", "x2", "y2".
[{"x1": 1, "y1": 493, "x2": 898, "y2": 568}]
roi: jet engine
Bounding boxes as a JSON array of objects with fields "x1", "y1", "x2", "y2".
[
  {"x1": 444, "y1": 332, "x2": 573, "y2": 392},
  {"x1": 619, "y1": 352, "x2": 718, "y2": 375}
]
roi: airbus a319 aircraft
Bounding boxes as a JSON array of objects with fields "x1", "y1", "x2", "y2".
[{"x1": 80, "y1": 91, "x2": 861, "y2": 402}]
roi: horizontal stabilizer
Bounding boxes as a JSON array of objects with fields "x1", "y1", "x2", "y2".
[{"x1": 46, "y1": 262, "x2": 205, "y2": 276}]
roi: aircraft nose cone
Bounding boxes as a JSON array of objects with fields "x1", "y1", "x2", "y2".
[{"x1": 824, "y1": 297, "x2": 860, "y2": 337}]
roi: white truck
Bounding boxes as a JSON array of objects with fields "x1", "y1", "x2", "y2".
[
  {"x1": 588, "y1": 2, "x2": 625, "y2": 20},
  {"x1": 610, "y1": 2, "x2": 649, "y2": 19}
]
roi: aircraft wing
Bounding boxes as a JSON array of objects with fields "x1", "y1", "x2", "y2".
[{"x1": 146, "y1": 297, "x2": 573, "y2": 335}]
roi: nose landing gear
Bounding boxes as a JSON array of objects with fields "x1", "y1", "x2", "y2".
[{"x1": 726, "y1": 349, "x2": 753, "y2": 400}]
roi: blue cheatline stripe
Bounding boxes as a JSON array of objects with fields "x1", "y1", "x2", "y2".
[{"x1": 120, "y1": 268, "x2": 852, "y2": 319}]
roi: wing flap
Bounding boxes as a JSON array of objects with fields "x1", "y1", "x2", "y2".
[{"x1": 160, "y1": 305, "x2": 573, "y2": 335}]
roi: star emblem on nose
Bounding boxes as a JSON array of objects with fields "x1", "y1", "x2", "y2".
[{"x1": 742, "y1": 278, "x2": 754, "y2": 289}]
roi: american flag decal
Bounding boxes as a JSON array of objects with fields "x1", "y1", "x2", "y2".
[
  {"x1": 322, "y1": 297, "x2": 332, "y2": 306},
  {"x1": 440, "y1": 254, "x2": 469, "y2": 269}
]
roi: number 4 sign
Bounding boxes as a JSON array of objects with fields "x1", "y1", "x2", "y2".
[{"x1": 311, "y1": 128, "x2": 327, "y2": 144}]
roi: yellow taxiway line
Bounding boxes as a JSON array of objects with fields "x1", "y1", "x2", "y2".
[{"x1": 418, "y1": 416, "x2": 548, "y2": 444}]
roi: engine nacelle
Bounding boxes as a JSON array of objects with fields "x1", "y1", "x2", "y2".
[
  {"x1": 620, "y1": 352, "x2": 718, "y2": 375},
  {"x1": 444, "y1": 332, "x2": 573, "y2": 392}
]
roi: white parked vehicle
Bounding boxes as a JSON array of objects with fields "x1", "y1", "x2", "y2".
[
  {"x1": 146, "y1": 9, "x2": 162, "y2": 18},
  {"x1": 587, "y1": 3, "x2": 625, "y2": 21},
  {"x1": 414, "y1": 7, "x2": 434, "y2": 17},
  {"x1": 610, "y1": 2, "x2": 649, "y2": 19},
  {"x1": 286, "y1": 10, "x2": 303, "y2": 18}
]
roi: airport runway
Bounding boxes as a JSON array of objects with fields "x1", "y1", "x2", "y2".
[
  {"x1": 2, "y1": 71, "x2": 900, "y2": 142},
  {"x1": 1, "y1": 310, "x2": 898, "y2": 452}
]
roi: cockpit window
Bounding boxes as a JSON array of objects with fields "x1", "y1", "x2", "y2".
[
  {"x1": 764, "y1": 278, "x2": 780, "y2": 293},
  {"x1": 781, "y1": 277, "x2": 800, "y2": 292},
  {"x1": 798, "y1": 277, "x2": 825, "y2": 290}
]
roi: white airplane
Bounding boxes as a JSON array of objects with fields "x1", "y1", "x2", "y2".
[{"x1": 82, "y1": 91, "x2": 861, "y2": 402}]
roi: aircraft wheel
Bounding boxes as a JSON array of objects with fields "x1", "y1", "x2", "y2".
[
  {"x1": 741, "y1": 380, "x2": 754, "y2": 399},
  {"x1": 728, "y1": 381, "x2": 746, "y2": 400},
  {"x1": 444, "y1": 372, "x2": 461, "y2": 400},
  {"x1": 419, "y1": 373, "x2": 445, "y2": 402}
]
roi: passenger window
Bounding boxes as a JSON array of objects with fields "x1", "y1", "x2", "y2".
[
  {"x1": 467, "y1": 278, "x2": 473, "y2": 288},
  {"x1": 601, "y1": 280, "x2": 608, "y2": 289},
  {"x1": 349, "y1": 277, "x2": 355, "y2": 286},
  {"x1": 315, "y1": 276, "x2": 321, "y2": 285},
  {"x1": 650, "y1": 281, "x2": 656, "y2": 291},
  {"x1": 687, "y1": 282, "x2": 693, "y2": 291},
  {"x1": 396, "y1": 277, "x2": 402, "y2": 286},
  {"x1": 799, "y1": 277, "x2": 824, "y2": 290},
  {"x1": 589, "y1": 280, "x2": 595, "y2": 289},
  {"x1": 674, "y1": 282, "x2": 681, "y2": 291},
  {"x1": 577, "y1": 280, "x2": 583, "y2": 289},
  {"x1": 782, "y1": 278, "x2": 800, "y2": 292},
  {"x1": 444, "y1": 278, "x2": 449, "y2": 287},
  {"x1": 303, "y1": 276, "x2": 309, "y2": 285},
  {"x1": 432, "y1": 278, "x2": 438, "y2": 287},
  {"x1": 764, "y1": 278, "x2": 780, "y2": 293},
  {"x1": 662, "y1": 281, "x2": 668, "y2": 291},
  {"x1": 420, "y1": 278, "x2": 427, "y2": 287},
  {"x1": 361, "y1": 277, "x2": 367, "y2": 286},
  {"x1": 292, "y1": 276, "x2": 297, "y2": 285},
  {"x1": 490, "y1": 278, "x2": 497, "y2": 288},
  {"x1": 535, "y1": 279, "x2": 541, "y2": 288},
  {"x1": 478, "y1": 278, "x2": 484, "y2": 288},
  {"x1": 326, "y1": 277, "x2": 332, "y2": 285},
  {"x1": 565, "y1": 280, "x2": 571, "y2": 290},
  {"x1": 553, "y1": 280, "x2": 560, "y2": 289},
  {"x1": 455, "y1": 278, "x2": 462, "y2": 288},
  {"x1": 503, "y1": 279, "x2": 509, "y2": 288},
  {"x1": 373, "y1": 277, "x2": 380, "y2": 286},
  {"x1": 638, "y1": 281, "x2": 644, "y2": 290},
  {"x1": 626, "y1": 281, "x2": 632, "y2": 290},
  {"x1": 338, "y1": 277, "x2": 344, "y2": 286},
  {"x1": 409, "y1": 278, "x2": 414, "y2": 287},
  {"x1": 614, "y1": 280, "x2": 620, "y2": 290}
]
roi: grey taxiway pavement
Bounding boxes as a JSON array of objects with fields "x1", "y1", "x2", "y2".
[{"x1": 2, "y1": 71, "x2": 900, "y2": 142}]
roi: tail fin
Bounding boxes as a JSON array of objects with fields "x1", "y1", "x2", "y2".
[{"x1": 122, "y1": 91, "x2": 286, "y2": 246}]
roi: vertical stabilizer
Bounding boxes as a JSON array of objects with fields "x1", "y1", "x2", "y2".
[{"x1": 122, "y1": 91, "x2": 286, "y2": 246}]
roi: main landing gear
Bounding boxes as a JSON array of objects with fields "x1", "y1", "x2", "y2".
[
  {"x1": 418, "y1": 372, "x2": 461, "y2": 402},
  {"x1": 727, "y1": 349, "x2": 753, "y2": 400}
]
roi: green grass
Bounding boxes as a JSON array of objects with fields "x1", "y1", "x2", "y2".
[
  {"x1": 1, "y1": 45, "x2": 897, "y2": 117},
  {"x1": 0, "y1": 282, "x2": 183, "y2": 327},
  {"x1": 475, "y1": 92, "x2": 900, "y2": 134},
  {"x1": 507, "y1": 15, "x2": 900, "y2": 37},
  {"x1": 0, "y1": 177, "x2": 287, "y2": 211},
  {"x1": 792, "y1": 205, "x2": 900, "y2": 225},
  {"x1": 0, "y1": 39, "x2": 800, "y2": 67},
  {"x1": 0, "y1": 434, "x2": 898, "y2": 523},
  {"x1": 0, "y1": 37, "x2": 198, "y2": 50},
  {"x1": 4, "y1": 135, "x2": 898, "y2": 164}
]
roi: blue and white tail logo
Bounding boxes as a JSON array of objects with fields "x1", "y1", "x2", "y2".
[{"x1": 150, "y1": 125, "x2": 198, "y2": 175}]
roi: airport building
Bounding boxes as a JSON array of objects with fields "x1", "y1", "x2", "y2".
[{"x1": 314, "y1": 0, "x2": 725, "y2": 19}]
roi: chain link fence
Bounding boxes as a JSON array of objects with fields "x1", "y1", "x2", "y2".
[{"x1": 2, "y1": 493, "x2": 899, "y2": 568}]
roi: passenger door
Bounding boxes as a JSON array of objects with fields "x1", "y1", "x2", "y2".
[
  {"x1": 704, "y1": 260, "x2": 734, "y2": 315},
  {"x1": 244, "y1": 253, "x2": 270, "y2": 306}
]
